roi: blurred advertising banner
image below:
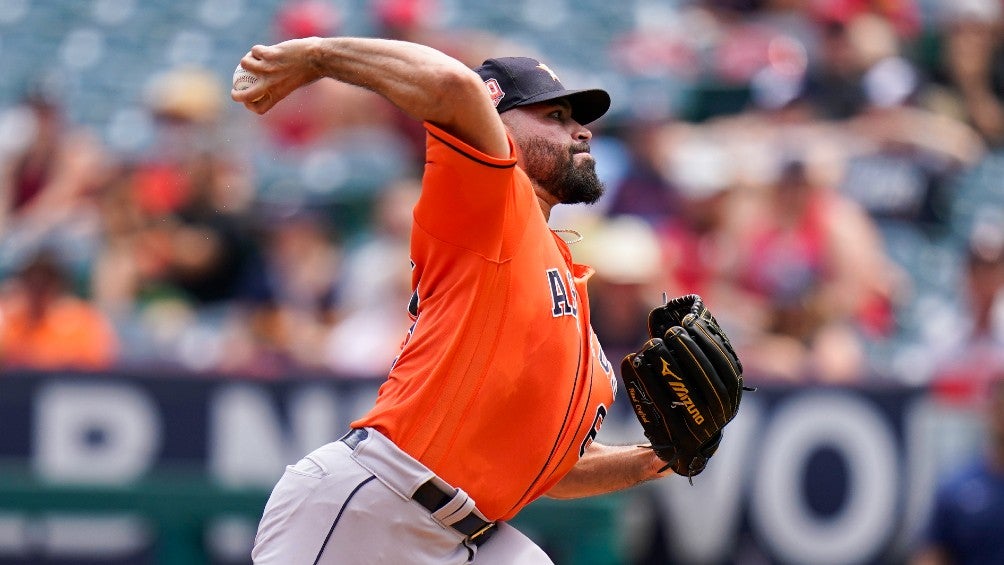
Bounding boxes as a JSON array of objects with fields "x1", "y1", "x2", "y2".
[{"x1": 0, "y1": 371, "x2": 983, "y2": 565}]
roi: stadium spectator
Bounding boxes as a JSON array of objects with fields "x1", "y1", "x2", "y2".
[
  {"x1": 840, "y1": 54, "x2": 986, "y2": 237},
  {"x1": 323, "y1": 179, "x2": 420, "y2": 378},
  {"x1": 602, "y1": 120, "x2": 684, "y2": 224},
  {"x1": 927, "y1": 218, "x2": 1004, "y2": 384},
  {"x1": 87, "y1": 67, "x2": 267, "y2": 371},
  {"x1": 651, "y1": 128, "x2": 750, "y2": 309},
  {"x1": 128, "y1": 66, "x2": 263, "y2": 305},
  {"x1": 808, "y1": 0, "x2": 922, "y2": 40},
  {"x1": 734, "y1": 155, "x2": 901, "y2": 382},
  {"x1": 0, "y1": 249, "x2": 118, "y2": 371},
  {"x1": 801, "y1": 12, "x2": 883, "y2": 119},
  {"x1": 576, "y1": 215, "x2": 665, "y2": 367},
  {"x1": 937, "y1": 0, "x2": 1004, "y2": 146},
  {"x1": 214, "y1": 209, "x2": 344, "y2": 377},
  {"x1": 0, "y1": 88, "x2": 111, "y2": 282},
  {"x1": 912, "y1": 375, "x2": 1004, "y2": 565}
]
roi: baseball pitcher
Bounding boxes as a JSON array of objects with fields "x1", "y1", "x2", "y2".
[{"x1": 232, "y1": 36, "x2": 746, "y2": 564}]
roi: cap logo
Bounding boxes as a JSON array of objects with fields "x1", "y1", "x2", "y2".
[
  {"x1": 536, "y1": 63, "x2": 559, "y2": 82},
  {"x1": 484, "y1": 78, "x2": 505, "y2": 107}
]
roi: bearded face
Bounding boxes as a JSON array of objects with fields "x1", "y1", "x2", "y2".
[{"x1": 518, "y1": 135, "x2": 605, "y2": 205}]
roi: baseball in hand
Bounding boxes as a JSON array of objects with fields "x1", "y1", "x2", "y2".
[{"x1": 232, "y1": 64, "x2": 259, "y2": 91}]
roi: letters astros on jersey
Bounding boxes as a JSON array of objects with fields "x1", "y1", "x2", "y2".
[{"x1": 546, "y1": 265, "x2": 617, "y2": 457}]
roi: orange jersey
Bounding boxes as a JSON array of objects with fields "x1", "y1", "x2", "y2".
[{"x1": 352, "y1": 123, "x2": 616, "y2": 521}]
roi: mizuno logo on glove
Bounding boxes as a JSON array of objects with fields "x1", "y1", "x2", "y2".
[
  {"x1": 669, "y1": 382, "x2": 705, "y2": 425},
  {"x1": 660, "y1": 356, "x2": 705, "y2": 424}
]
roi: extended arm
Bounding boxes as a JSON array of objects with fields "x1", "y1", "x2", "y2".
[
  {"x1": 231, "y1": 37, "x2": 509, "y2": 158},
  {"x1": 545, "y1": 442, "x2": 671, "y2": 499}
]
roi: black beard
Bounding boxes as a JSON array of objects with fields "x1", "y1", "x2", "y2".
[{"x1": 520, "y1": 137, "x2": 604, "y2": 205}]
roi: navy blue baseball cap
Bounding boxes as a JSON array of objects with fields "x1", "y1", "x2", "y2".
[{"x1": 474, "y1": 57, "x2": 611, "y2": 125}]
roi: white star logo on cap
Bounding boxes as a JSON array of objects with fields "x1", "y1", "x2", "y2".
[{"x1": 536, "y1": 63, "x2": 559, "y2": 82}]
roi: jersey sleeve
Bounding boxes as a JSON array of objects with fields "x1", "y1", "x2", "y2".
[{"x1": 414, "y1": 122, "x2": 533, "y2": 262}]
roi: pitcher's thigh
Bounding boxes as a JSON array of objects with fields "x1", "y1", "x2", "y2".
[{"x1": 252, "y1": 457, "x2": 352, "y2": 564}]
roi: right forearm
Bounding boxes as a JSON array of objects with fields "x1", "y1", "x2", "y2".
[{"x1": 305, "y1": 37, "x2": 472, "y2": 123}]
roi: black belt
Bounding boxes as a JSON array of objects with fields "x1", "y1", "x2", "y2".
[{"x1": 340, "y1": 428, "x2": 497, "y2": 546}]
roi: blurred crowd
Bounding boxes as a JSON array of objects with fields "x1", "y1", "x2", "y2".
[{"x1": 1, "y1": 0, "x2": 1004, "y2": 390}]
